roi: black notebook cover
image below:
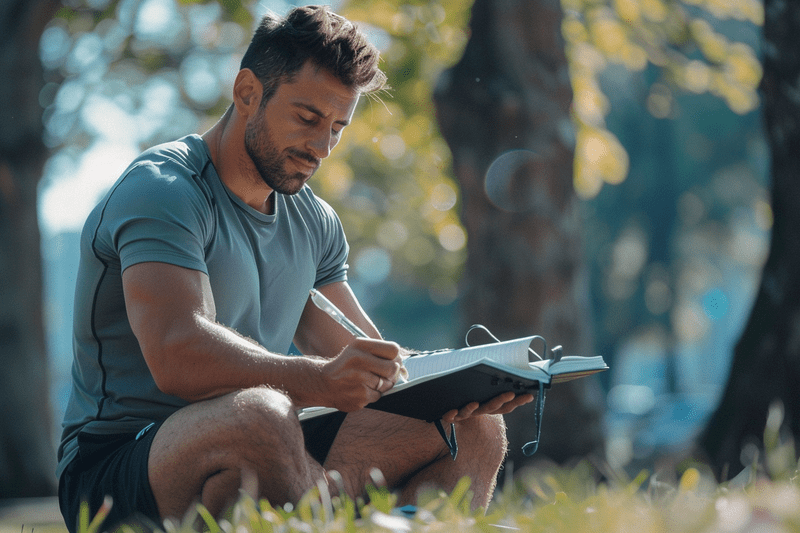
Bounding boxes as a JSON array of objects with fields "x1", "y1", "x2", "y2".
[{"x1": 365, "y1": 362, "x2": 543, "y2": 422}]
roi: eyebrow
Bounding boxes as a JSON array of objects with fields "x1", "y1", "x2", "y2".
[{"x1": 293, "y1": 102, "x2": 351, "y2": 127}]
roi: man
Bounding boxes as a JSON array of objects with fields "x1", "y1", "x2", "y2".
[{"x1": 57, "y1": 5, "x2": 532, "y2": 530}]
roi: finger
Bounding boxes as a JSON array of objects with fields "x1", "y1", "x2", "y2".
[
  {"x1": 351, "y1": 338, "x2": 401, "y2": 361},
  {"x1": 455, "y1": 402, "x2": 480, "y2": 421},
  {"x1": 441, "y1": 402, "x2": 479, "y2": 424},
  {"x1": 364, "y1": 358, "x2": 404, "y2": 388},
  {"x1": 474, "y1": 391, "x2": 516, "y2": 414},
  {"x1": 372, "y1": 373, "x2": 397, "y2": 394},
  {"x1": 490, "y1": 392, "x2": 534, "y2": 415},
  {"x1": 393, "y1": 354, "x2": 409, "y2": 382},
  {"x1": 441, "y1": 408, "x2": 459, "y2": 425},
  {"x1": 344, "y1": 344, "x2": 406, "y2": 384},
  {"x1": 366, "y1": 387, "x2": 383, "y2": 405},
  {"x1": 472, "y1": 392, "x2": 534, "y2": 416}
]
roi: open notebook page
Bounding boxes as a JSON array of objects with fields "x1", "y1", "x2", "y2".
[{"x1": 403, "y1": 336, "x2": 536, "y2": 380}]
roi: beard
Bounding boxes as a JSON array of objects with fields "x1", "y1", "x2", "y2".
[{"x1": 244, "y1": 110, "x2": 318, "y2": 196}]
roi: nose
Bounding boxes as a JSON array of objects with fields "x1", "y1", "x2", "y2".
[{"x1": 307, "y1": 129, "x2": 335, "y2": 160}]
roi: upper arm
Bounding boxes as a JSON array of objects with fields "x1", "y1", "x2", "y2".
[
  {"x1": 293, "y1": 281, "x2": 381, "y2": 358},
  {"x1": 123, "y1": 261, "x2": 216, "y2": 385}
]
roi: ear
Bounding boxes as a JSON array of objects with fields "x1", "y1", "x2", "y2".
[{"x1": 232, "y1": 69, "x2": 262, "y2": 116}]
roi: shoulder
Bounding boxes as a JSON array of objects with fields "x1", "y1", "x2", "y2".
[
  {"x1": 109, "y1": 135, "x2": 214, "y2": 205},
  {"x1": 85, "y1": 136, "x2": 217, "y2": 239},
  {"x1": 133, "y1": 135, "x2": 211, "y2": 182}
]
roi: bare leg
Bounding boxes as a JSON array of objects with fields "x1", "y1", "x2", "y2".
[
  {"x1": 324, "y1": 410, "x2": 508, "y2": 510},
  {"x1": 148, "y1": 387, "x2": 324, "y2": 521}
]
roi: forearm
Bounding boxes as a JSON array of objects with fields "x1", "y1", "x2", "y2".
[{"x1": 144, "y1": 315, "x2": 326, "y2": 406}]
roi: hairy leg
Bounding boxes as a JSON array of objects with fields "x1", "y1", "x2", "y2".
[
  {"x1": 324, "y1": 410, "x2": 508, "y2": 510},
  {"x1": 148, "y1": 387, "x2": 324, "y2": 521}
]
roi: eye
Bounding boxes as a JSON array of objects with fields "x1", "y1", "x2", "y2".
[{"x1": 299, "y1": 115, "x2": 316, "y2": 125}]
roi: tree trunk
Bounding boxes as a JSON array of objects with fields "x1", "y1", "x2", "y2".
[
  {"x1": 0, "y1": 0, "x2": 61, "y2": 497},
  {"x1": 699, "y1": 0, "x2": 800, "y2": 480},
  {"x1": 434, "y1": 0, "x2": 604, "y2": 471}
]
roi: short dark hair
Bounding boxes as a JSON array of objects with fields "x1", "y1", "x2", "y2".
[{"x1": 240, "y1": 5, "x2": 387, "y2": 104}]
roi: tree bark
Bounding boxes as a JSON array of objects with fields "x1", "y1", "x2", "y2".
[
  {"x1": 0, "y1": 0, "x2": 61, "y2": 497},
  {"x1": 699, "y1": 0, "x2": 800, "y2": 480},
  {"x1": 434, "y1": 0, "x2": 604, "y2": 471}
]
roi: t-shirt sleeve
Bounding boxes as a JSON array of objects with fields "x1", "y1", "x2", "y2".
[
  {"x1": 312, "y1": 196, "x2": 349, "y2": 288},
  {"x1": 95, "y1": 159, "x2": 213, "y2": 274}
]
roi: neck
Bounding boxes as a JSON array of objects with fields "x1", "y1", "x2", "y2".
[
  {"x1": 201, "y1": 105, "x2": 232, "y2": 167},
  {"x1": 202, "y1": 106, "x2": 275, "y2": 214}
]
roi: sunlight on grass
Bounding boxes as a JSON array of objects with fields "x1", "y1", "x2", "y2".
[{"x1": 104, "y1": 462, "x2": 800, "y2": 533}]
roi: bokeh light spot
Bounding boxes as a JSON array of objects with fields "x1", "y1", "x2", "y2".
[
  {"x1": 376, "y1": 220, "x2": 409, "y2": 250},
  {"x1": 379, "y1": 134, "x2": 406, "y2": 160},
  {"x1": 608, "y1": 384, "x2": 656, "y2": 415},
  {"x1": 430, "y1": 183, "x2": 457, "y2": 211},
  {"x1": 484, "y1": 150, "x2": 537, "y2": 212},
  {"x1": 702, "y1": 288, "x2": 729, "y2": 320},
  {"x1": 354, "y1": 246, "x2": 392, "y2": 285},
  {"x1": 438, "y1": 223, "x2": 466, "y2": 252}
]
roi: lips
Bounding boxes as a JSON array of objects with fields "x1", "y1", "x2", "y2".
[
  {"x1": 287, "y1": 149, "x2": 319, "y2": 169},
  {"x1": 286, "y1": 155, "x2": 316, "y2": 178}
]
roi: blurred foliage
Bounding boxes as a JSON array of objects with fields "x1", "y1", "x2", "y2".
[
  {"x1": 546, "y1": 0, "x2": 769, "y2": 470},
  {"x1": 561, "y1": 0, "x2": 763, "y2": 199},
  {"x1": 38, "y1": 0, "x2": 763, "y2": 307},
  {"x1": 318, "y1": 1, "x2": 472, "y2": 304}
]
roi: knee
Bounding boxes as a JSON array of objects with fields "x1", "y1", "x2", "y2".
[
  {"x1": 458, "y1": 414, "x2": 508, "y2": 465},
  {"x1": 226, "y1": 387, "x2": 302, "y2": 449},
  {"x1": 232, "y1": 386, "x2": 295, "y2": 416}
]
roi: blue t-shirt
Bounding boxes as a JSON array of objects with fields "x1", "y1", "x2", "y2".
[{"x1": 57, "y1": 134, "x2": 349, "y2": 477}]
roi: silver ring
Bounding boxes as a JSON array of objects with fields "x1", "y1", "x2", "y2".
[{"x1": 377, "y1": 377, "x2": 384, "y2": 391}]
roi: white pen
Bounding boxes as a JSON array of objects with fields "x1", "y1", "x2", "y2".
[
  {"x1": 309, "y1": 288, "x2": 367, "y2": 337},
  {"x1": 309, "y1": 288, "x2": 408, "y2": 382}
]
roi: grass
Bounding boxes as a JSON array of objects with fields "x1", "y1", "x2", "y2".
[
  {"x1": 81, "y1": 461, "x2": 800, "y2": 533},
  {"x1": 62, "y1": 404, "x2": 800, "y2": 533}
]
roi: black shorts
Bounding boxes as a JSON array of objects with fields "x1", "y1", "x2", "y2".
[
  {"x1": 58, "y1": 412, "x2": 347, "y2": 532},
  {"x1": 58, "y1": 423, "x2": 162, "y2": 533}
]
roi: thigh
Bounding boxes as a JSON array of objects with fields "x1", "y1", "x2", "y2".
[{"x1": 323, "y1": 409, "x2": 449, "y2": 493}]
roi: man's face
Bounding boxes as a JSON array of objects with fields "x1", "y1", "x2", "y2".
[{"x1": 244, "y1": 62, "x2": 360, "y2": 195}]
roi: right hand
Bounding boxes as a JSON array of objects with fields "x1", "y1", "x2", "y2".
[{"x1": 318, "y1": 337, "x2": 405, "y2": 412}]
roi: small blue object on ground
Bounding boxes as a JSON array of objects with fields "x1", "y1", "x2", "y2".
[{"x1": 393, "y1": 505, "x2": 417, "y2": 518}]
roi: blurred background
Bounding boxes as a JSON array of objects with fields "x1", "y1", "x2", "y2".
[{"x1": 2, "y1": 0, "x2": 783, "y2": 498}]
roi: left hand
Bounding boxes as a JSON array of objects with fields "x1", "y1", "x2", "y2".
[{"x1": 441, "y1": 391, "x2": 534, "y2": 424}]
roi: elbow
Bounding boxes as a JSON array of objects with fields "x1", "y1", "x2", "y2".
[
  {"x1": 139, "y1": 335, "x2": 199, "y2": 400},
  {"x1": 143, "y1": 342, "x2": 230, "y2": 402},
  {"x1": 149, "y1": 367, "x2": 187, "y2": 399},
  {"x1": 141, "y1": 348, "x2": 182, "y2": 398},
  {"x1": 149, "y1": 362, "x2": 211, "y2": 402}
]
